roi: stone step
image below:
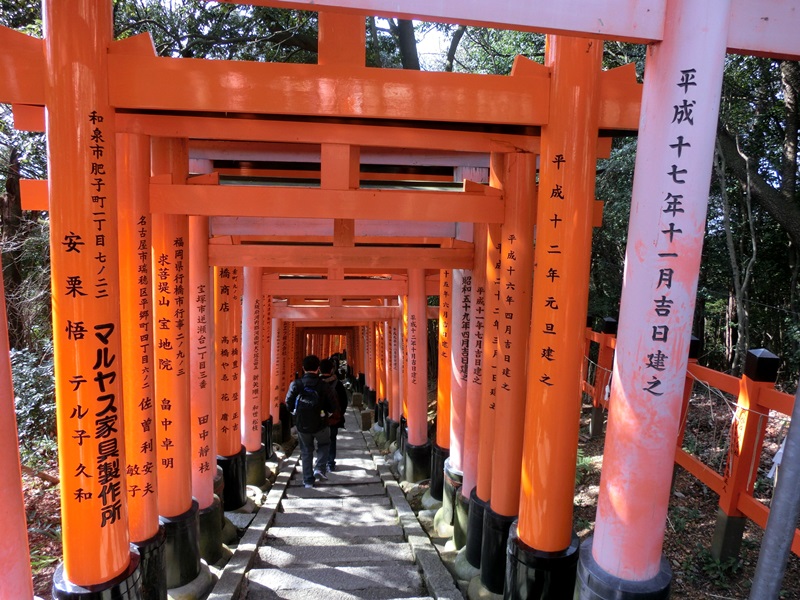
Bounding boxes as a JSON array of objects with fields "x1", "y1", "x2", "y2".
[
  {"x1": 273, "y1": 507, "x2": 397, "y2": 527},
  {"x1": 280, "y1": 496, "x2": 391, "y2": 510},
  {"x1": 246, "y1": 564, "x2": 426, "y2": 597},
  {"x1": 246, "y1": 584, "x2": 433, "y2": 600},
  {"x1": 265, "y1": 523, "x2": 406, "y2": 545},
  {"x1": 284, "y1": 483, "x2": 387, "y2": 498},
  {"x1": 255, "y1": 542, "x2": 414, "y2": 568}
]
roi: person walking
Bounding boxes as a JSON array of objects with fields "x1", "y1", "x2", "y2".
[
  {"x1": 285, "y1": 354, "x2": 336, "y2": 488},
  {"x1": 320, "y1": 357, "x2": 349, "y2": 472}
]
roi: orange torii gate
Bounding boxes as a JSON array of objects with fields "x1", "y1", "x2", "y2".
[{"x1": 2, "y1": 0, "x2": 797, "y2": 599}]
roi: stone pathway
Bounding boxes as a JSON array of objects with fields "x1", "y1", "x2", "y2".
[{"x1": 208, "y1": 406, "x2": 464, "y2": 600}]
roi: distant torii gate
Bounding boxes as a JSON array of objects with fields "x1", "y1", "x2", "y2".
[{"x1": 1, "y1": 1, "x2": 798, "y2": 599}]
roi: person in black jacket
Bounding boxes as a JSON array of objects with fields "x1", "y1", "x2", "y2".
[
  {"x1": 285, "y1": 355, "x2": 336, "y2": 488},
  {"x1": 320, "y1": 357, "x2": 349, "y2": 472}
]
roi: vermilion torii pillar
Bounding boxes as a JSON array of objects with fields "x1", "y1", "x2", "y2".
[
  {"x1": 44, "y1": 1, "x2": 140, "y2": 594},
  {"x1": 482, "y1": 152, "x2": 536, "y2": 595},
  {"x1": 241, "y1": 266, "x2": 267, "y2": 486},
  {"x1": 0, "y1": 273, "x2": 33, "y2": 599},
  {"x1": 581, "y1": 3, "x2": 730, "y2": 597},
  {"x1": 151, "y1": 138, "x2": 208, "y2": 592},
  {"x1": 466, "y1": 219, "x2": 502, "y2": 570},
  {"x1": 215, "y1": 266, "x2": 247, "y2": 511},
  {"x1": 117, "y1": 132, "x2": 166, "y2": 595},
  {"x1": 403, "y1": 268, "x2": 430, "y2": 481},
  {"x1": 260, "y1": 291, "x2": 275, "y2": 454},
  {"x1": 455, "y1": 223, "x2": 488, "y2": 550},
  {"x1": 430, "y1": 268, "x2": 452, "y2": 506},
  {"x1": 509, "y1": 35, "x2": 603, "y2": 597},
  {"x1": 188, "y1": 215, "x2": 223, "y2": 564}
]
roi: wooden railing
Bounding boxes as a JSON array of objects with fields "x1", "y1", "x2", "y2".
[{"x1": 582, "y1": 325, "x2": 800, "y2": 558}]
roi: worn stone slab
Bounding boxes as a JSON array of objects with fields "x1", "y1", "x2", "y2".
[
  {"x1": 247, "y1": 564, "x2": 425, "y2": 594},
  {"x1": 255, "y1": 542, "x2": 414, "y2": 568},
  {"x1": 284, "y1": 483, "x2": 387, "y2": 498},
  {"x1": 246, "y1": 584, "x2": 433, "y2": 600},
  {"x1": 225, "y1": 510, "x2": 258, "y2": 531},
  {"x1": 266, "y1": 523, "x2": 404, "y2": 541},
  {"x1": 280, "y1": 496, "x2": 391, "y2": 510},
  {"x1": 273, "y1": 507, "x2": 398, "y2": 527}
]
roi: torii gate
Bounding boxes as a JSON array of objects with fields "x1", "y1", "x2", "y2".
[{"x1": 1, "y1": 1, "x2": 798, "y2": 599}]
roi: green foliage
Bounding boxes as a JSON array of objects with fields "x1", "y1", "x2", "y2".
[
  {"x1": 575, "y1": 447, "x2": 595, "y2": 485},
  {"x1": 450, "y1": 28, "x2": 544, "y2": 74},
  {"x1": 12, "y1": 341, "x2": 56, "y2": 459}
]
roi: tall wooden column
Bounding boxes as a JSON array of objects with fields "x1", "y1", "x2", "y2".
[
  {"x1": 431, "y1": 269, "x2": 453, "y2": 502},
  {"x1": 456, "y1": 223, "x2": 488, "y2": 549},
  {"x1": 151, "y1": 138, "x2": 204, "y2": 590},
  {"x1": 215, "y1": 266, "x2": 246, "y2": 510},
  {"x1": 581, "y1": 3, "x2": 730, "y2": 597},
  {"x1": 117, "y1": 132, "x2": 166, "y2": 594},
  {"x1": 44, "y1": 1, "x2": 138, "y2": 591},
  {"x1": 0, "y1": 271, "x2": 33, "y2": 598},
  {"x1": 188, "y1": 215, "x2": 223, "y2": 564},
  {"x1": 466, "y1": 219, "x2": 503, "y2": 569},
  {"x1": 481, "y1": 152, "x2": 536, "y2": 594},
  {"x1": 510, "y1": 35, "x2": 603, "y2": 597},
  {"x1": 241, "y1": 266, "x2": 266, "y2": 486},
  {"x1": 403, "y1": 268, "x2": 430, "y2": 482}
]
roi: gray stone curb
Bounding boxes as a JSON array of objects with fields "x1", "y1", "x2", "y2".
[
  {"x1": 359, "y1": 421, "x2": 465, "y2": 600},
  {"x1": 207, "y1": 452, "x2": 300, "y2": 600}
]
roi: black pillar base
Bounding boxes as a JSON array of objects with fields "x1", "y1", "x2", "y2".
[
  {"x1": 589, "y1": 406, "x2": 605, "y2": 438},
  {"x1": 576, "y1": 537, "x2": 671, "y2": 600},
  {"x1": 375, "y1": 400, "x2": 385, "y2": 426},
  {"x1": 271, "y1": 421, "x2": 283, "y2": 445},
  {"x1": 213, "y1": 465, "x2": 225, "y2": 529},
  {"x1": 429, "y1": 442, "x2": 450, "y2": 502},
  {"x1": 466, "y1": 488, "x2": 488, "y2": 568},
  {"x1": 385, "y1": 418, "x2": 397, "y2": 443},
  {"x1": 505, "y1": 523, "x2": 580, "y2": 599},
  {"x1": 441, "y1": 458, "x2": 463, "y2": 527},
  {"x1": 261, "y1": 417, "x2": 273, "y2": 454},
  {"x1": 217, "y1": 445, "x2": 247, "y2": 510},
  {"x1": 160, "y1": 500, "x2": 201, "y2": 590},
  {"x1": 53, "y1": 549, "x2": 142, "y2": 599},
  {"x1": 399, "y1": 417, "x2": 408, "y2": 454},
  {"x1": 480, "y1": 506, "x2": 516, "y2": 594},
  {"x1": 199, "y1": 496, "x2": 224, "y2": 565},
  {"x1": 279, "y1": 402, "x2": 293, "y2": 441},
  {"x1": 454, "y1": 488, "x2": 470, "y2": 550},
  {"x1": 246, "y1": 445, "x2": 267, "y2": 487},
  {"x1": 403, "y1": 440, "x2": 432, "y2": 483},
  {"x1": 133, "y1": 526, "x2": 167, "y2": 600}
]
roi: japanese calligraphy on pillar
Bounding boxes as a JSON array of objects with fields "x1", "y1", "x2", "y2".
[
  {"x1": 215, "y1": 267, "x2": 241, "y2": 455},
  {"x1": 409, "y1": 314, "x2": 418, "y2": 385},
  {"x1": 460, "y1": 274, "x2": 472, "y2": 382},
  {"x1": 471, "y1": 283, "x2": 485, "y2": 386},
  {"x1": 440, "y1": 270, "x2": 451, "y2": 359},
  {"x1": 499, "y1": 232, "x2": 522, "y2": 397},
  {"x1": 63, "y1": 111, "x2": 125, "y2": 528},
  {"x1": 641, "y1": 67, "x2": 698, "y2": 397},
  {"x1": 155, "y1": 235, "x2": 186, "y2": 472},
  {"x1": 249, "y1": 296, "x2": 262, "y2": 434},
  {"x1": 127, "y1": 214, "x2": 155, "y2": 500},
  {"x1": 534, "y1": 152, "x2": 569, "y2": 390},
  {"x1": 488, "y1": 239, "x2": 501, "y2": 409},
  {"x1": 193, "y1": 278, "x2": 211, "y2": 476}
]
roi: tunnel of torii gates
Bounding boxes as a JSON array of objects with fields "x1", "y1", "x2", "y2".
[{"x1": 0, "y1": 0, "x2": 799, "y2": 599}]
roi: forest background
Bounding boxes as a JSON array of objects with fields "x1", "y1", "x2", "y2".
[{"x1": 2, "y1": 0, "x2": 800, "y2": 573}]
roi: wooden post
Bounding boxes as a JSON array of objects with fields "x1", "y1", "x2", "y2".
[
  {"x1": 44, "y1": 0, "x2": 137, "y2": 589},
  {"x1": 403, "y1": 268, "x2": 431, "y2": 482},
  {"x1": 241, "y1": 267, "x2": 266, "y2": 486},
  {"x1": 0, "y1": 269, "x2": 33, "y2": 598},
  {"x1": 481, "y1": 152, "x2": 536, "y2": 594},
  {"x1": 215, "y1": 266, "x2": 246, "y2": 510},
  {"x1": 431, "y1": 268, "x2": 453, "y2": 502},
  {"x1": 583, "y1": 2, "x2": 731, "y2": 596}
]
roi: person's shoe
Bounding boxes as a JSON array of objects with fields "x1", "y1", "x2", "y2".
[
  {"x1": 304, "y1": 482, "x2": 314, "y2": 489},
  {"x1": 314, "y1": 469, "x2": 328, "y2": 480},
  {"x1": 327, "y1": 463, "x2": 337, "y2": 472}
]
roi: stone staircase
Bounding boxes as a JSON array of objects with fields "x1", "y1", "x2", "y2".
[{"x1": 208, "y1": 406, "x2": 463, "y2": 600}]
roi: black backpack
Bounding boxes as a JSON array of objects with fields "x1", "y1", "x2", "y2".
[{"x1": 293, "y1": 383, "x2": 324, "y2": 433}]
